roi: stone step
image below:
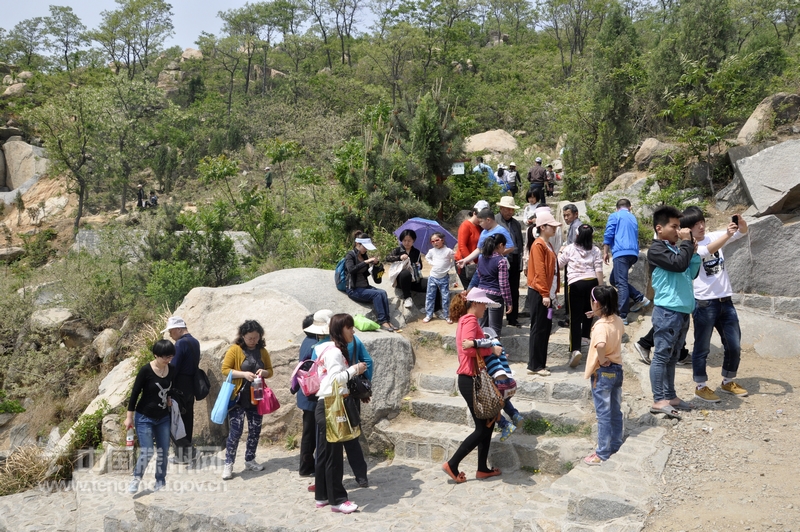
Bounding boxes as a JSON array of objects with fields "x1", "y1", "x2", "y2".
[
  {"x1": 404, "y1": 391, "x2": 591, "y2": 429},
  {"x1": 414, "y1": 361, "x2": 592, "y2": 405},
  {"x1": 374, "y1": 418, "x2": 592, "y2": 475}
]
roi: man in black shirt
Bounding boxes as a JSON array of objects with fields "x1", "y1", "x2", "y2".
[{"x1": 163, "y1": 316, "x2": 201, "y2": 464}]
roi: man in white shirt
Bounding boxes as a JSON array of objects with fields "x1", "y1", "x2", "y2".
[{"x1": 681, "y1": 206, "x2": 749, "y2": 403}]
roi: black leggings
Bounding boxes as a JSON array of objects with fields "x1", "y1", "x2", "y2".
[
  {"x1": 446, "y1": 374, "x2": 496, "y2": 475},
  {"x1": 567, "y1": 278, "x2": 598, "y2": 351}
]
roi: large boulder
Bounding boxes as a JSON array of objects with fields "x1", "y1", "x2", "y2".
[
  {"x1": 30, "y1": 308, "x2": 73, "y2": 330},
  {"x1": 175, "y1": 269, "x2": 415, "y2": 446},
  {"x1": 464, "y1": 129, "x2": 518, "y2": 153},
  {"x1": 181, "y1": 48, "x2": 203, "y2": 61},
  {"x1": 0, "y1": 247, "x2": 24, "y2": 262},
  {"x1": 92, "y1": 328, "x2": 121, "y2": 360},
  {"x1": 1, "y1": 83, "x2": 26, "y2": 99},
  {"x1": 59, "y1": 318, "x2": 94, "y2": 349},
  {"x1": 2, "y1": 139, "x2": 49, "y2": 190},
  {"x1": 737, "y1": 93, "x2": 800, "y2": 145},
  {"x1": 725, "y1": 214, "x2": 800, "y2": 298},
  {"x1": 733, "y1": 139, "x2": 800, "y2": 215},
  {"x1": 588, "y1": 174, "x2": 659, "y2": 219},
  {"x1": 634, "y1": 138, "x2": 677, "y2": 170}
]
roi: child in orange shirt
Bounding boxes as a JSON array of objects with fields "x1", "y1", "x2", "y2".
[{"x1": 583, "y1": 285, "x2": 625, "y2": 466}]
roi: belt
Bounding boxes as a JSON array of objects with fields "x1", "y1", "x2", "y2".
[{"x1": 702, "y1": 296, "x2": 732, "y2": 303}]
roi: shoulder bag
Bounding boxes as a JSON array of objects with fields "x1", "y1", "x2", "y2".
[
  {"x1": 210, "y1": 372, "x2": 235, "y2": 425},
  {"x1": 324, "y1": 380, "x2": 361, "y2": 443},
  {"x1": 472, "y1": 352, "x2": 504, "y2": 420}
]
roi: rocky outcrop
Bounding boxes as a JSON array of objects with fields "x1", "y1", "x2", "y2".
[
  {"x1": 174, "y1": 268, "x2": 415, "y2": 446},
  {"x1": 732, "y1": 139, "x2": 800, "y2": 215},
  {"x1": 1, "y1": 83, "x2": 26, "y2": 99},
  {"x1": 181, "y1": 48, "x2": 203, "y2": 61},
  {"x1": 737, "y1": 92, "x2": 800, "y2": 145},
  {"x1": 60, "y1": 318, "x2": 95, "y2": 349},
  {"x1": 0, "y1": 247, "x2": 24, "y2": 262},
  {"x1": 634, "y1": 138, "x2": 676, "y2": 170},
  {"x1": 725, "y1": 214, "x2": 800, "y2": 298},
  {"x1": 92, "y1": 328, "x2": 121, "y2": 360},
  {"x1": 464, "y1": 129, "x2": 518, "y2": 153},
  {"x1": 1, "y1": 139, "x2": 49, "y2": 190},
  {"x1": 588, "y1": 173, "x2": 660, "y2": 219},
  {"x1": 30, "y1": 308, "x2": 74, "y2": 330}
]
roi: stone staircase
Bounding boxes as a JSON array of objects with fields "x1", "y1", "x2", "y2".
[{"x1": 373, "y1": 322, "x2": 596, "y2": 475}]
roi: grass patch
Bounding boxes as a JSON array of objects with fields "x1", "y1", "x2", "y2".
[
  {"x1": 285, "y1": 434, "x2": 297, "y2": 451},
  {"x1": 520, "y1": 465, "x2": 541, "y2": 474},
  {"x1": 0, "y1": 390, "x2": 25, "y2": 414},
  {"x1": 522, "y1": 418, "x2": 589, "y2": 437},
  {"x1": 563, "y1": 461, "x2": 574, "y2": 472},
  {"x1": 0, "y1": 446, "x2": 52, "y2": 496}
]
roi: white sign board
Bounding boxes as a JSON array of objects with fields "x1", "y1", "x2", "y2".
[{"x1": 451, "y1": 162, "x2": 465, "y2": 175}]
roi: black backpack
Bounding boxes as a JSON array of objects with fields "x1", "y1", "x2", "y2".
[{"x1": 193, "y1": 368, "x2": 211, "y2": 401}]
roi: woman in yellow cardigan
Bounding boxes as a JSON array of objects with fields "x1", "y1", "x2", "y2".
[{"x1": 221, "y1": 320, "x2": 273, "y2": 480}]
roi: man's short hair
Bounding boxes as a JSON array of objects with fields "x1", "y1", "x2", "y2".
[
  {"x1": 477, "y1": 156, "x2": 484, "y2": 163},
  {"x1": 563, "y1": 204, "x2": 578, "y2": 215},
  {"x1": 652, "y1": 206, "x2": 682, "y2": 231},
  {"x1": 616, "y1": 198, "x2": 631, "y2": 209},
  {"x1": 477, "y1": 208, "x2": 495, "y2": 219},
  {"x1": 680, "y1": 206, "x2": 705, "y2": 229}
]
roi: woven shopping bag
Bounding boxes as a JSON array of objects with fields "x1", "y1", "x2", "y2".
[{"x1": 472, "y1": 352, "x2": 504, "y2": 420}]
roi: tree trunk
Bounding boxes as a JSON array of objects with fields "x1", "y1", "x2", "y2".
[{"x1": 74, "y1": 181, "x2": 86, "y2": 232}]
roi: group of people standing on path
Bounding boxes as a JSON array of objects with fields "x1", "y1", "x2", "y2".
[{"x1": 473, "y1": 156, "x2": 559, "y2": 197}]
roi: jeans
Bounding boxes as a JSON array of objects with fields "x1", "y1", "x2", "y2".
[
  {"x1": 692, "y1": 299, "x2": 741, "y2": 383},
  {"x1": 497, "y1": 398, "x2": 519, "y2": 428},
  {"x1": 650, "y1": 306, "x2": 690, "y2": 402},
  {"x1": 426, "y1": 275, "x2": 450, "y2": 319},
  {"x1": 347, "y1": 286, "x2": 390, "y2": 324},
  {"x1": 133, "y1": 412, "x2": 171, "y2": 484},
  {"x1": 591, "y1": 364, "x2": 624, "y2": 460},
  {"x1": 609, "y1": 254, "x2": 643, "y2": 318},
  {"x1": 225, "y1": 405, "x2": 263, "y2": 464},
  {"x1": 479, "y1": 292, "x2": 505, "y2": 337}
]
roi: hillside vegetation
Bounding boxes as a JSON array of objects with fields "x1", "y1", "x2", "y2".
[{"x1": 0, "y1": 0, "x2": 798, "y2": 458}]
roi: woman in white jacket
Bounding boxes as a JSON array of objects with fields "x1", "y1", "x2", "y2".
[
  {"x1": 557, "y1": 224, "x2": 604, "y2": 369},
  {"x1": 313, "y1": 313, "x2": 367, "y2": 514}
]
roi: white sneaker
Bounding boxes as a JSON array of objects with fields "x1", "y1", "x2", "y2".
[
  {"x1": 630, "y1": 297, "x2": 651, "y2": 313},
  {"x1": 244, "y1": 460, "x2": 264, "y2": 471},
  {"x1": 568, "y1": 350, "x2": 582, "y2": 368},
  {"x1": 128, "y1": 477, "x2": 140, "y2": 494},
  {"x1": 222, "y1": 463, "x2": 233, "y2": 480},
  {"x1": 153, "y1": 481, "x2": 166, "y2": 492},
  {"x1": 404, "y1": 297, "x2": 413, "y2": 308},
  {"x1": 331, "y1": 500, "x2": 358, "y2": 514}
]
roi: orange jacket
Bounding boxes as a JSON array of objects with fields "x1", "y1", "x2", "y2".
[{"x1": 527, "y1": 237, "x2": 560, "y2": 298}]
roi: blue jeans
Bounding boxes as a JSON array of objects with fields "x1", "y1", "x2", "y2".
[
  {"x1": 347, "y1": 286, "x2": 390, "y2": 324},
  {"x1": 610, "y1": 254, "x2": 643, "y2": 318},
  {"x1": 692, "y1": 299, "x2": 741, "y2": 383},
  {"x1": 133, "y1": 412, "x2": 171, "y2": 484},
  {"x1": 650, "y1": 306, "x2": 690, "y2": 402},
  {"x1": 497, "y1": 398, "x2": 519, "y2": 428},
  {"x1": 425, "y1": 275, "x2": 450, "y2": 319},
  {"x1": 591, "y1": 364, "x2": 624, "y2": 460}
]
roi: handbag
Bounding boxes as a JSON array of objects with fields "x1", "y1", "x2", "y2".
[
  {"x1": 210, "y1": 372, "x2": 235, "y2": 425},
  {"x1": 343, "y1": 394, "x2": 361, "y2": 427},
  {"x1": 297, "y1": 358, "x2": 323, "y2": 396},
  {"x1": 472, "y1": 352, "x2": 504, "y2": 420},
  {"x1": 257, "y1": 386, "x2": 280, "y2": 415},
  {"x1": 324, "y1": 381, "x2": 361, "y2": 443},
  {"x1": 347, "y1": 374, "x2": 372, "y2": 400}
]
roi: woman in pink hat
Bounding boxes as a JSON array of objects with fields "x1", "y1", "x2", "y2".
[
  {"x1": 441, "y1": 288, "x2": 503, "y2": 484},
  {"x1": 527, "y1": 211, "x2": 561, "y2": 376}
]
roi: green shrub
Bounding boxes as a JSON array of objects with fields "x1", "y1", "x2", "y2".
[
  {"x1": 68, "y1": 400, "x2": 110, "y2": 451},
  {"x1": 20, "y1": 229, "x2": 57, "y2": 267},
  {"x1": 0, "y1": 390, "x2": 25, "y2": 414},
  {"x1": 145, "y1": 260, "x2": 204, "y2": 311}
]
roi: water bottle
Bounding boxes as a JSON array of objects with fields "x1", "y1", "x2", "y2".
[
  {"x1": 252, "y1": 376, "x2": 264, "y2": 401},
  {"x1": 547, "y1": 307, "x2": 554, "y2": 320},
  {"x1": 126, "y1": 428, "x2": 135, "y2": 448}
]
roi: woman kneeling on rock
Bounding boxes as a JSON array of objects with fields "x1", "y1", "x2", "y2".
[
  {"x1": 442, "y1": 288, "x2": 502, "y2": 484},
  {"x1": 221, "y1": 320, "x2": 273, "y2": 480}
]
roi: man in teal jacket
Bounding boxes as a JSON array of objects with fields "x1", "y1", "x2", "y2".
[{"x1": 647, "y1": 206, "x2": 701, "y2": 420}]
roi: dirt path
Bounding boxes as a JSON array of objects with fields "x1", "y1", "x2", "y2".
[{"x1": 643, "y1": 345, "x2": 800, "y2": 530}]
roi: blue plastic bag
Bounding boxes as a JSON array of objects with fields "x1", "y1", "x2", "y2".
[{"x1": 210, "y1": 372, "x2": 234, "y2": 425}]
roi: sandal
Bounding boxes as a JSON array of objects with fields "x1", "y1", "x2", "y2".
[
  {"x1": 380, "y1": 323, "x2": 396, "y2": 332},
  {"x1": 442, "y1": 462, "x2": 466, "y2": 484},
  {"x1": 476, "y1": 467, "x2": 502, "y2": 479},
  {"x1": 422, "y1": 316, "x2": 432, "y2": 323},
  {"x1": 649, "y1": 405, "x2": 682, "y2": 419},
  {"x1": 446, "y1": 318, "x2": 454, "y2": 324}
]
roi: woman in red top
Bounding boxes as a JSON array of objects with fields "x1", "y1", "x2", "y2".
[
  {"x1": 442, "y1": 288, "x2": 503, "y2": 484},
  {"x1": 455, "y1": 207, "x2": 482, "y2": 288}
]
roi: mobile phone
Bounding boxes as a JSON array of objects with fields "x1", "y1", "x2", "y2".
[{"x1": 732, "y1": 215, "x2": 739, "y2": 226}]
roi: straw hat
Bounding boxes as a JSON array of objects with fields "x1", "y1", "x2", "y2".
[{"x1": 496, "y1": 196, "x2": 520, "y2": 210}]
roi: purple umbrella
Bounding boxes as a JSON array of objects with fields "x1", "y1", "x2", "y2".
[{"x1": 394, "y1": 217, "x2": 458, "y2": 255}]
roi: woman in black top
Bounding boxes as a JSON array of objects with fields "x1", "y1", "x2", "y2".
[
  {"x1": 385, "y1": 229, "x2": 424, "y2": 309},
  {"x1": 126, "y1": 340, "x2": 175, "y2": 493}
]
